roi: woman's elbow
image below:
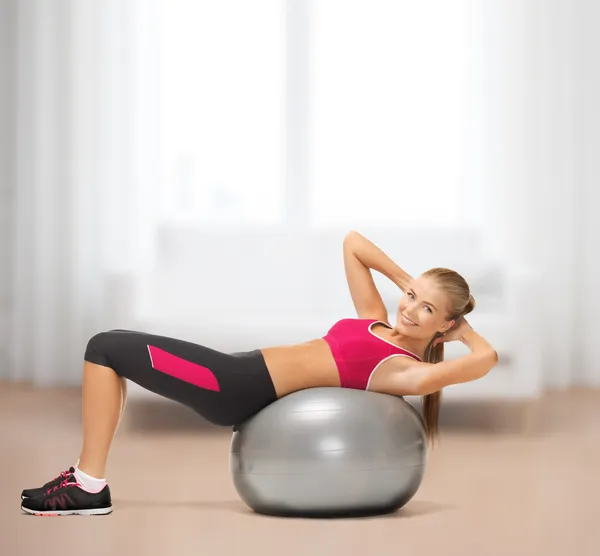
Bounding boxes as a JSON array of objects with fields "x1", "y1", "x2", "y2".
[
  {"x1": 343, "y1": 230, "x2": 359, "y2": 244},
  {"x1": 416, "y1": 351, "x2": 499, "y2": 395},
  {"x1": 472, "y1": 349, "x2": 499, "y2": 381},
  {"x1": 485, "y1": 349, "x2": 499, "y2": 371},
  {"x1": 473, "y1": 349, "x2": 499, "y2": 383},
  {"x1": 492, "y1": 349, "x2": 499, "y2": 365}
]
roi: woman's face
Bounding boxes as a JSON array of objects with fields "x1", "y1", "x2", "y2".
[{"x1": 395, "y1": 275, "x2": 456, "y2": 340}]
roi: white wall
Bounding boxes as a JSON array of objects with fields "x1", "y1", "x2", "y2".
[{"x1": 141, "y1": 225, "x2": 485, "y2": 327}]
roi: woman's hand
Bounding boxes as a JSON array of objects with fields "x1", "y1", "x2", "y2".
[{"x1": 433, "y1": 317, "x2": 473, "y2": 346}]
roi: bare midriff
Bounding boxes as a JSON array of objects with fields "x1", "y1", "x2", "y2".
[
  {"x1": 259, "y1": 323, "x2": 422, "y2": 398},
  {"x1": 260, "y1": 338, "x2": 341, "y2": 398}
]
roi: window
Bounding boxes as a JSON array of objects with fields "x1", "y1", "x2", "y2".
[
  {"x1": 157, "y1": 0, "x2": 285, "y2": 225},
  {"x1": 308, "y1": 0, "x2": 477, "y2": 228},
  {"x1": 156, "y1": 0, "x2": 480, "y2": 229}
]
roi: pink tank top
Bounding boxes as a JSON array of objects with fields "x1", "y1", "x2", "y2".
[{"x1": 322, "y1": 318, "x2": 422, "y2": 390}]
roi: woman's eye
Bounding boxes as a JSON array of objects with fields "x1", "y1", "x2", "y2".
[{"x1": 424, "y1": 306, "x2": 432, "y2": 313}]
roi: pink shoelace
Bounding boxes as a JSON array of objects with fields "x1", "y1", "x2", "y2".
[
  {"x1": 53, "y1": 470, "x2": 72, "y2": 483},
  {"x1": 46, "y1": 478, "x2": 81, "y2": 496}
]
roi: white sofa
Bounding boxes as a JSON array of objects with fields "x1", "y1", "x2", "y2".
[{"x1": 123, "y1": 225, "x2": 543, "y2": 402}]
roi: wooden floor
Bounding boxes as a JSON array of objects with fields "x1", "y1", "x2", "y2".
[{"x1": 1, "y1": 382, "x2": 598, "y2": 556}]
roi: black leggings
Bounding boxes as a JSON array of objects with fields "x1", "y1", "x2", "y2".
[{"x1": 84, "y1": 329, "x2": 278, "y2": 427}]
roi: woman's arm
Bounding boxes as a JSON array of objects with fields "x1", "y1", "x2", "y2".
[
  {"x1": 370, "y1": 328, "x2": 498, "y2": 396},
  {"x1": 343, "y1": 231, "x2": 413, "y2": 322},
  {"x1": 416, "y1": 329, "x2": 498, "y2": 394},
  {"x1": 344, "y1": 231, "x2": 413, "y2": 292}
]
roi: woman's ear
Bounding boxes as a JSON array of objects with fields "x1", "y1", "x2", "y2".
[{"x1": 440, "y1": 319, "x2": 456, "y2": 334}]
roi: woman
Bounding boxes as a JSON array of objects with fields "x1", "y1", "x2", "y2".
[{"x1": 20, "y1": 230, "x2": 498, "y2": 516}]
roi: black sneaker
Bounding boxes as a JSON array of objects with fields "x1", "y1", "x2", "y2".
[
  {"x1": 21, "y1": 467, "x2": 75, "y2": 500},
  {"x1": 20, "y1": 475, "x2": 113, "y2": 516}
]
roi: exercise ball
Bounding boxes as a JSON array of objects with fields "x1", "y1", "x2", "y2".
[{"x1": 229, "y1": 387, "x2": 427, "y2": 517}]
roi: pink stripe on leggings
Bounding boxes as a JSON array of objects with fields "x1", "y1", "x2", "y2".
[{"x1": 147, "y1": 345, "x2": 220, "y2": 392}]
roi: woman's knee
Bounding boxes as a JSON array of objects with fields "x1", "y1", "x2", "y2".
[{"x1": 84, "y1": 331, "x2": 119, "y2": 368}]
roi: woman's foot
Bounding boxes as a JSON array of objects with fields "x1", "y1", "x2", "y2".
[
  {"x1": 20, "y1": 475, "x2": 112, "y2": 516},
  {"x1": 21, "y1": 467, "x2": 76, "y2": 500}
]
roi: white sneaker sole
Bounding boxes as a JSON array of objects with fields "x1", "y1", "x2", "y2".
[{"x1": 21, "y1": 505, "x2": 113, "y2": 516}]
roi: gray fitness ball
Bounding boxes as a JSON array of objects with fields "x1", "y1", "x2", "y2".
[{"x1": 229, "y1": 387, "x2": 428, "y2": 517}]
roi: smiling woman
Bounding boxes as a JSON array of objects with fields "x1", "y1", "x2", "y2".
[
  {"x1": 394, "y1": 270, "x2": 475, "y2": 350},
  {"x1": 20, "y1": 230, "x2": 497, "y2": 516},
  {"x1": 341, "y1": 231, "x2": 498, "y2": 442}
]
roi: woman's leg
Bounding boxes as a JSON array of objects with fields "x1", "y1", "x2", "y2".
[
  {"x1": 77, "y1": 362, "x2": 124, "y2": 478},
  {"x1": 78, "y1": 329, "x2": 277, "y2": 427},
  {"x1": 117, "y1": 376, "x2": 128, "y2": 429},
  {"x1": 74, "y1": 331, "x2": 277, "y2": 478},
  {"x1": 21, "y1": 329, "x2": 277, "y2": 515}
]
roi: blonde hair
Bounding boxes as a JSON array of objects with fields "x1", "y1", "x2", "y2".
[{"x1": 420, "y1": 268, "x2": 475, "y2": 447}]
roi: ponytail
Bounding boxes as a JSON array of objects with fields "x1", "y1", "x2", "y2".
[
  {"x1": 422, "y1": 335, "x2": 444, "y2": 446},
  {"x1": 421, "y1": 292, "x2": 475, "y2": 447}
]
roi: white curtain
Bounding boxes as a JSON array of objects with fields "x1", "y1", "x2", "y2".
[
  {"x1": 0, "y1": 0, "x2": 15, "y2": 362},
  {"x1": 3, "y1": 0, "x2": 159, "y2": 384},
  {"x1": 477, "y1": 0, "x2": 580, "y2": 387},
  {"x1": 307, "y1": 0, "x2": 481, "y2": 229},
  {"x1": 1, "y1": 0, "x2": 598, "y2": 388},
  {"x1": 478, "y1": 0, "x2": 600, "y2": 388},
  {"x1": 571, "y1": 0, "x2": 600, "y2": 388}
]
